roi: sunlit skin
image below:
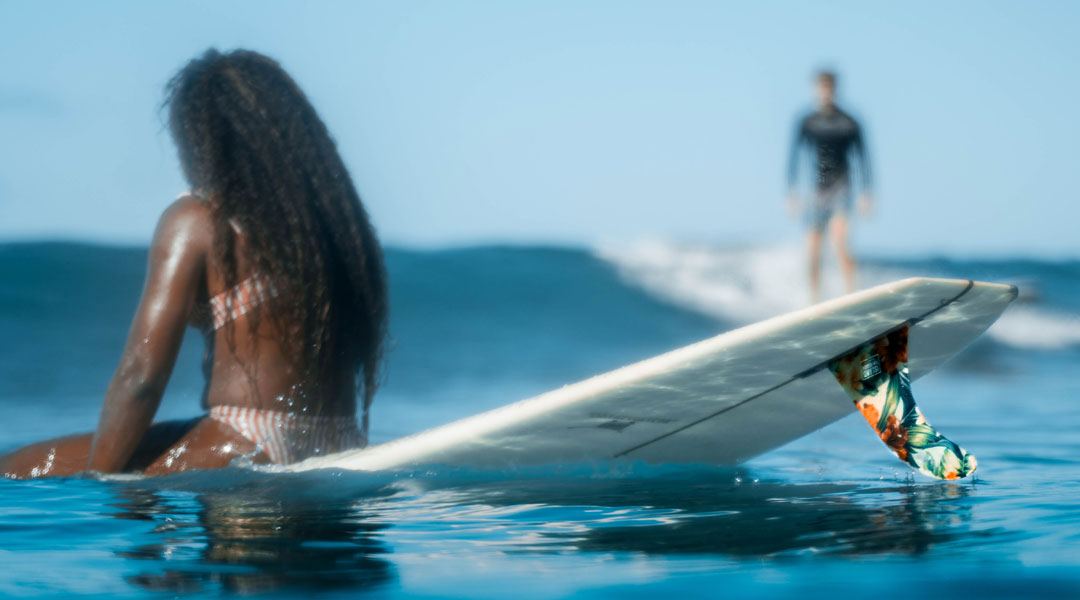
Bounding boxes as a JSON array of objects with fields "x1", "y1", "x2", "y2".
[
  {"x1": 787, "y1": 75, "x2": 873, "y2": 301},
  {"x1": 0, "y1": 198, "x2": 303, "y2": 478},
  {"x1": 2, "y1": 49, "x2": 388, "y2": 480}
]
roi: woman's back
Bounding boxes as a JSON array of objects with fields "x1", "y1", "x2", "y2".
[{"x1": 190, "y1": 196, "x2": 358, "y2": 419}]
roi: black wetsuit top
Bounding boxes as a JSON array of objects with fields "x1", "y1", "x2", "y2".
[{"x1": 787, "y1": 106, "x2": 871, "y2": 191}]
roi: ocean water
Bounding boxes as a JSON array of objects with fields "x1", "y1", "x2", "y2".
[{"x1": 1, "y1": 241, "x2": 1078, "y2": 598}]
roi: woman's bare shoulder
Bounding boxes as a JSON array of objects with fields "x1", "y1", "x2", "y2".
[
  {"x1": 149, "y1": 194, "x2": 215, "y2": 261},
  {"x1": 167, "y1": 192, "x2": 213, "y2": 220}
]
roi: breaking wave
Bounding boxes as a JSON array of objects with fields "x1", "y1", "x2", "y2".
[{"x1": 594, "y1": 239, "x2": 1080, "y2": 351}]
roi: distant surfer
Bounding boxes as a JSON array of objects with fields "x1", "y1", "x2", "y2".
[
  {"x1": 786, "y1": 70, "x2": 873, "y2": 301},
  {"x1": 0, "y1": 49, "x2": 388, "y2": 478}
]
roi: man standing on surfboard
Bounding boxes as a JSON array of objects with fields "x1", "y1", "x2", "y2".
[{"x1": 786, "y1": 70, "x2": 873, "y2": 301}]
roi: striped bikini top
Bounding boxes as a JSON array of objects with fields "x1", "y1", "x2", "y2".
[
  {"x1": 176, "y1": 191, "x2": 280, "y2": 332},
  {"x1": 202, "y1": 275, "x2": 278, "y2": 331}
]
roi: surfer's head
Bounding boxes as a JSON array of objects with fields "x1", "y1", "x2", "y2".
[
  {"x1": 164, "y1": 48, "x2": 388, "y2": 409},
  {"x1": 815, "y1": 70, "x2": 837, "y2": 108}
]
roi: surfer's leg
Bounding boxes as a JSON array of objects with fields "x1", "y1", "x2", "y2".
[
  {"x1": 807, "y1": 229, "x2": 824, "y2": 302},
  {"x1": 806, "y1": 187, "x2": 835, "y2": 302},
  {"x1": 830, "y1": 214, "x2": 856, "y2": 294},
  {"x1": 0, "y1": 433, "x2": 93, "y2": 478},
  {"x1": 142, "y1": 417, "x2": 268, "y2": 476},
  {"x1": 0, "y1": 419, "x2": 201, "y2": 479}
]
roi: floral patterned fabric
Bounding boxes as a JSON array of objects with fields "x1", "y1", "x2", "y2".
[{"x1": 828, "y1": 327, "x2": 977, "y2": 480}]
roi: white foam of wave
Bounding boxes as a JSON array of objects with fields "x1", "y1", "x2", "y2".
[
  {"x1": 593, "y1": 241, "x2": 802, "y2": 324},
  {"x1": 594, "y1": 240, "x2": 1080, "y2": 351},
  {"x1": 986, "y1": 308, "x2": 1080, "y2": 351},
  {"x1": 593, "y1": 240, "x2": 904, "y2": 324}
]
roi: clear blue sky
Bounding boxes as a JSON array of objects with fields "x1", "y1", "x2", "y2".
[{"x1": 1, "y1": 1, "x2": 1077, "y2": 256}]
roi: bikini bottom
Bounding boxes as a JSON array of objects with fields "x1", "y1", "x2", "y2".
[{"x1": 209, "y1": 405, "x2": 367, "y2": 465}]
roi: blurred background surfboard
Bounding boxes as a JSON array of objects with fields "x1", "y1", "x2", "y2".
[{"x1": 292, "y1": 278, "x2": 1016, "y2": 472}]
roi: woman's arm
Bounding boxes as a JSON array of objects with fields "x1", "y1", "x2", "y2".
[{"x1": 86, "y1": 197, "x2": 211, "y2": 473}]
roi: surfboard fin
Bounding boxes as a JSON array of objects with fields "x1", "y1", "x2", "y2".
[{"x1": 828, "y1": 327, "x2": 977, "y2": 480}]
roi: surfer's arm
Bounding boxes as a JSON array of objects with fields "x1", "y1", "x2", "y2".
[
  {"x1": 785, "y1": 118, "x2": 807, "y2": 215},
  {"x1": 786, "y1": 118, "x2": 807, "y2": 192},
  {"x1": 86, "y1": 198, "x2": 210, "y2": 474},
  {"x1": 851, "y1": 124, "x2": 874, "y2": 214},
  {"x1": 852, "y1": 125, "x2": 872, "y2": 189}
]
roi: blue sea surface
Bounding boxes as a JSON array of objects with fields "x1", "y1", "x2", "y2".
[{"x1": 1, "y1": 241, "x2": 1078, "y2": 598}]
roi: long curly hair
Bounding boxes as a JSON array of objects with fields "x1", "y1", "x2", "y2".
[{"x1": 165, "y1": 49, "x2": 388, "y2": 418}]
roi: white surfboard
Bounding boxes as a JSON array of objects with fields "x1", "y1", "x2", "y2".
[{"x1": 292, "y1": 278, "x2": 1016, "y2": 473}]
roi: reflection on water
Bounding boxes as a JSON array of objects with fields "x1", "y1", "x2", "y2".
[
  {"x1": 83, "y1": 466, "x2": 1028, "y2": 597},
  {"x1": 107, "y1": 485, "x2": 394, "y2": 595},
  {"x1": 406, "y1": 471, "x2": 1011, "y2": 559}
]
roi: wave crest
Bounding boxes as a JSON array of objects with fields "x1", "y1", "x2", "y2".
[{"x1": 594, "y1": 240, "x2": 1079, "y2": 351}]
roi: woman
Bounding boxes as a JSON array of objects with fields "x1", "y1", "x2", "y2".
[{"x1": 0, "y1": 49, "x2": 388, "y2": 478}]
